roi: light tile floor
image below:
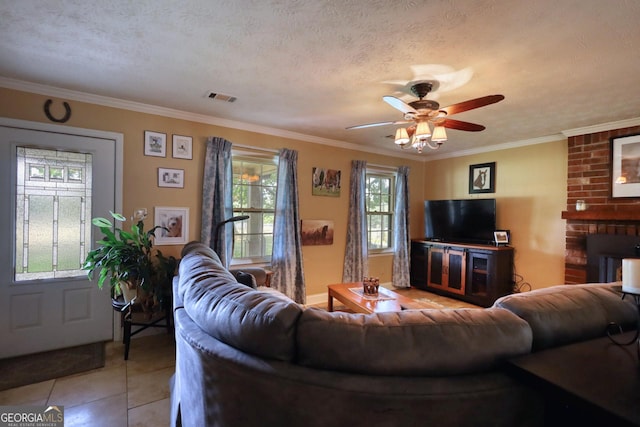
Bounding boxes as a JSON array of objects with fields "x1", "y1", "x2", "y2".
[{"x1": 0, "y1": 333, "x2": 175, "y2": 427}]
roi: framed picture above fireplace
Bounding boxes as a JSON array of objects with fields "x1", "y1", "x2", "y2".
[{"x1": 612, "y1": 134, "x2": 640, "y2": 198}]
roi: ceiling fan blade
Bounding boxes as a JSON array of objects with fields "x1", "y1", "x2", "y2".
[
  {"x1": 383, "y1": 96, "x2": 417, "y2": 114},
  {"x1": 442, "y1": 118, "x2": 486, "y2": 132},
  {"x1": 346, "y1": 120, "x2": 411, "y2": 130},
  {"x1": 440, "y1": 95, "x2": 504, "y2": 116}
]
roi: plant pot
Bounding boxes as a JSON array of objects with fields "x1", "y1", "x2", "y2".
[{"x1": 120, "y1": 282, "x2": 138, "y2": 304}]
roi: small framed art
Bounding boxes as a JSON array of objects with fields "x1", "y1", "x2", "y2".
[
  {"x1": 301, "y1": 219, "x2": 334, "y2": 246},
  {"x1": 172, "y1": 134, "x2": 193, "y2": 159},
  {"x1": 154, "y1": 206, "x2": 189, "y2": 245},
  {"x1": 158, "y1": 167, "x2": 184, "y2": 188},
  {"x1": 469, "y1": 162, "x2": 496, "y2": 194},
  {"x1": 144, "y1": 131, "x2": 167, "y2": 157},
  {"x1": 494, "y1": 230, "x2": 510, "y2": 246},
  {"x1": 312, "y1": 167, "x2": 341, "y2": 197}
]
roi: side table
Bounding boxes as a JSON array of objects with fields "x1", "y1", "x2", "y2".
[
  {"x1": 507, "y1": 332, "x2": 640, "y2": 426},
  {"x1": 607, "y1": 285, "x2": 640, "y2": 358},
  {"x1": 111, "y1": 296, "x2": 172, "y2": 360}
]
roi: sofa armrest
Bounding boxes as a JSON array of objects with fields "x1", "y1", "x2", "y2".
[
  {"x1": 230, "y1": 267, "x2": 271, "y2": 287},
  {"x1": 494, "y1": 283, "x2": 637, "y2": 351}
]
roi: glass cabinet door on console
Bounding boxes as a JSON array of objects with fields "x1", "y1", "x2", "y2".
[
  {"x1": 468, "y1": 252, "x2": 491, "y2": 299},
  {"x1": 427, "y1": 247, "x2": 466, "y2": 295},
  {"x1": 410, "y1": 240, "x2": 428, "y2": 287}
]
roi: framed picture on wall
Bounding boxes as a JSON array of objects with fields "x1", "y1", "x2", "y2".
[
  {"x1": 469, "y1": 162, "x2": 496, "y2": 194},
  {"x1": 144, "y1": 131, "x2": 167, "y2": 157},
  {"x1": 312, "y1": 167, "x2": 341, "y2": 197},
  {"x1": 300, "y1": 219, "x2": 334, "y2": 246},
  {"x1": 158, "y1": 167, "x2": 184, "y2": 188},
  {"x1": 172, "y1": 134, "x2": 193, "y2": 159},
  {"x1": 154, "y1": 206, "x2": 189, "y2": 245},
  {"x1": 611, "y1": 134, "x2": 640, "y2": 198}
]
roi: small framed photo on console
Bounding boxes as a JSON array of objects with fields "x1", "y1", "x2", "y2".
[{"x1": 494, "y1": 230, "x2": 510, "y2": 246}]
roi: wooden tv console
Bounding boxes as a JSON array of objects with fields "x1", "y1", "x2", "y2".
[{"x1": 410, "y1": 239, "x2": 514, "y2": 307}]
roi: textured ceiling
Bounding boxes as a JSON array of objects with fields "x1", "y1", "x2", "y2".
[{"x1": 1, "y1": 0, "x2": 640, "y2": 158}]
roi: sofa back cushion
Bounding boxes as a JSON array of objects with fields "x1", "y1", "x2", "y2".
[
  {"x1": 494, "y1": 283, "x2": 637, "y2": 351},
  {"x1": 296, "y1": 307, "x2": 532, "y2": 376},
  {"x1": 178, "y1": 243, "x2": 302, "y2": 361}
]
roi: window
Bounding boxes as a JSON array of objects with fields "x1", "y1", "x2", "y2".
[
  {"x1": 366, "y1": 172, "x2": 394, "y2": 251},
  {"x1": 231, "y1": 156, "x2": 277, "y2": 263},
  {"x1": 15, "y1": 147, "x2": 93, "y2": 281}
]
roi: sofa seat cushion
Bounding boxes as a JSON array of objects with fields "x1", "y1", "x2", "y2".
[
  {"x1": 296, "y1": 307, "x2": 532, "y2": 376},
  {"x1": 178, "y1": 243, "x2": 303, "y2": 362},
  {"x1": 494, "y1": 283, "x2": 637, "y2": 351}
]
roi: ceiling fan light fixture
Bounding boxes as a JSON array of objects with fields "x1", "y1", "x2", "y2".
[
  {"x1": 431, "y1": 125, "x2": 448, "y2": 142},
  {"x1": 411, "y1": 138, "x2": 425, "y2": 153},
  {"x1": 414, "y1": 121, "x2": 431, "y2": 140},
  {"x1": 347, "y1": 79, "x2": 504, "y2": 155},
  {"x1": 426, "y1": 140, "x2": 443, "y2": 150},
  {"x1": 394, "y1": 128, "x2": 410, "y2": 145}
]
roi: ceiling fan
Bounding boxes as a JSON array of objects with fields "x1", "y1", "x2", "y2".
[{"x1": 347, "y1": 80, "x2": 504, "y2": 152}]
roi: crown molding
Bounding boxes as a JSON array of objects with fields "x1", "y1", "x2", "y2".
[
  {"x1": 424, "y1": 134, "x2": 565, "y2": 161},
  {"x1": 427, "y1": 116, "x2": 640, "y2": 161},
  {"x1": 0, "y1": 77, "x2": 423, "y2": 161},
  {"x1": 5, "y1": 77, "x2": 637, "y2": 163},
  {"x1": 562, "y1": 117, "x2": 640, "y2": 137}
]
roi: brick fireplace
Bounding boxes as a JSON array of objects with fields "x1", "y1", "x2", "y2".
[{"x1": 563, "y1": 125, "x2": 640, "y2": 284}]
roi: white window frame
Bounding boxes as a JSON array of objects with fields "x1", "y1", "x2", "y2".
[
  {"x1": 365, "y1": 169, "x2": 395, "y2": 253},
  {"x1": 231, "y1": 152, "x2": 278, "y2": 265}
]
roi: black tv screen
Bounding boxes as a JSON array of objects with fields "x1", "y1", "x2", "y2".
[{"x1": 424, "y1": 199, "x2": 497, "y2": 245}]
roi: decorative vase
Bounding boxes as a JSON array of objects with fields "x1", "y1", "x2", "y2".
[{"x1": 363, "y1": 277, "x2": 380, "y2": 296}]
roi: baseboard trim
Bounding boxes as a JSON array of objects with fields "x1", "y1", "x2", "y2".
[{"x1": 305, "y1": 292, "x2": 327, "y2": 307}]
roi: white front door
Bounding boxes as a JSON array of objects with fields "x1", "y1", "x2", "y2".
[{"x1": 0, "y1": 119, "x2": 122, "y2": 358}]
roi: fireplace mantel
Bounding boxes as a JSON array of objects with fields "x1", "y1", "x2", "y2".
[{"x1": 562, "y1": 210, "x2": 640, "y2": 221}]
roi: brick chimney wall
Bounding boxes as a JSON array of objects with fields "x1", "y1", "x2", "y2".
[{"x1": 565, "y1": 125, "x2": 640, "y2": 284}]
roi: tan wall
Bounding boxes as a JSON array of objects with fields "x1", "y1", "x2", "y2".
[
  {"x1": 0, "y1": 87, "x2": 425, "y2": 298},
  {"x1": 423, "y1": 141, "x2": 568, "y2": 289}
]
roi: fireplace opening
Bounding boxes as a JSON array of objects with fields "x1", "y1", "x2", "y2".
[{"x1": 586, "y1": 234, "x2": 640, "y2": 283}]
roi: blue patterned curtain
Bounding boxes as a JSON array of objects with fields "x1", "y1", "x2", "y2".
[
  {"x1": 271, "y1": 148, "x2": 306, "y2": 303},
  {"x1": 392, "y1": 166, "x2": 411, "y2": 288},
  {"x1": 342, "y1": 160, "x2": 368, "y2": 282},
  {"x1": 200, "y1": 137, "x2": 233, "y2": 267}
]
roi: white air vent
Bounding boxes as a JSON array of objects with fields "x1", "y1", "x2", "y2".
[{"x1": 205, "y1": 91, "x2": 237, "y2": 103}]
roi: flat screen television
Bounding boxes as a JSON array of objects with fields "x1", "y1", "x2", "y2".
[{"x1": 424, "y1": 198, "x2": 497, "y2": 245}]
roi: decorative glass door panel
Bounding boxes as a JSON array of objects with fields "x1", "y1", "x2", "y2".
[{"x1": 15, "y1": 147, "x2": 92, "y2": 281}]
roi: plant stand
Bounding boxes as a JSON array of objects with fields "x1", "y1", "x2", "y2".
[{"x1": 111, "y1": 295, "x2": 172, "y2": 360}]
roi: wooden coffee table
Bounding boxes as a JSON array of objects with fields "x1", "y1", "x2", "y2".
[{"x1": 327, "y1": 282, "x2": 437, "y2": 314}]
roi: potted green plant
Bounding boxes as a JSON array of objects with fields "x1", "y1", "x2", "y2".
[{"x1": 82, "y1": 211, "x2": 176, "y2": 307}]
